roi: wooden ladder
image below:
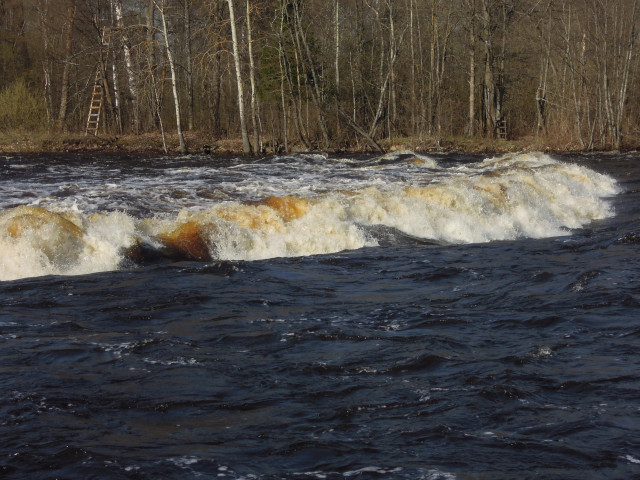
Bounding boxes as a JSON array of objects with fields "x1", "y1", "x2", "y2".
[
  {"x1": 85, "y1": 71, "x2": 104, "y2": 136},
  {"x1": 496, "y1": 117, "x2": 507, "y2": 140},
  {"x1": 85, "y1": 28, "x2": 110, "y2": 136}
]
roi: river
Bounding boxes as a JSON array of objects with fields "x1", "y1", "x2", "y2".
[{"x1": 1, "y1": 151, "x2": 639, "y2": 479}]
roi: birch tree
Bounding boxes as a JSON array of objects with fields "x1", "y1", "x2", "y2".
[
  {"x1": 112, "y1": 0, "x2": 140, "y2": 133},
  {"x1": 246, "y1": 0, "x2": 261, "y2": 152},
  {"x1": 227, "y1": 0, "x2": 252, "y2": 154},
  {"x1": 464, "y1": 0, "x2": 477, "y2": 136},
  {"x1": 155, "y1": 0, "x2": 187, "y2": 153}
]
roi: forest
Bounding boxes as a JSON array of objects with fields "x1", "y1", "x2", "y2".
[{"x1": 1, "y1": 0, "x2": 639, "y2": 153}]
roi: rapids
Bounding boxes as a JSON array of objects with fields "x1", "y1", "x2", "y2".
[{"x1": 0, "y1": 151, "x2": 619, "y2": 281}]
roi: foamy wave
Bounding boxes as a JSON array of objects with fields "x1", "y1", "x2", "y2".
[
  {"x1": 0, "y1": 206, "x2": 137, "y2": 281},
  {"x1": 0, "y1": 153, "x2": 619, "y2": 281},
  {"x1": 347, "y1": 153, "x2": 617, "y2": 243}
]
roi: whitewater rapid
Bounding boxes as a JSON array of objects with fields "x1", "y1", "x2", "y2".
[{"x1": 0, "y1": 151, "x2": 620, "y2": 281}]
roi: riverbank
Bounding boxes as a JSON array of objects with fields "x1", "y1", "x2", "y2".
[{"x1": 0, "y1": 130, "x2": 637, "y2": 155}]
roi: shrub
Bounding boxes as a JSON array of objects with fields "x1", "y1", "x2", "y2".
[{"x1": 0, "y1": 79, "x2": 46, "y2": 131}]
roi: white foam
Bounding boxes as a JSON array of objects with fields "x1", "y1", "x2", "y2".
[
  {"x1": 0, "y1": 208, "x2": 138, "y2": 281},
  {"x1": 344, "y1": 466, "x2": 403, "y2": 477}
]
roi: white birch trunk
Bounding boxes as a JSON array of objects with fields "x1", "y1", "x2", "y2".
[
  {"x1": 113, "y1": 0, "x2": 139, "y2": 133},
  {"x1": 466, "y1": 0, "x2": 476, "y2": 137},
  {"x1": 227, "y1": 0, "x2": 252, "y2": 154},
  {"x1": 37, "y1": 0, "x2": 53, "y2": 124},
  {"x1": 155, "y1": 0, "x2": 187, "y2": 154},
  {"x1": 246, "y1": 0, "x2": 260, "y2": 152}
]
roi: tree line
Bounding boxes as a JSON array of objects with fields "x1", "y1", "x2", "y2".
[{"x1": 1, "y1": 0, "x2": 639, "y2": 153}]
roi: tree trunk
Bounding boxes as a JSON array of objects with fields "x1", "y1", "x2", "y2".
[
  {"x1": 185, "y1": 0, "x2": 194, "y2": 131},
  {"x1": 292, "y1": 1, "x2": 330, "y2": 149},
  {"x1": 279, "y1": 47, "x2": 288, "y2": 153},
  {"x1": 428, "y1": 0, "x2": 436, "y2": 136},
  {"x1": 614, "y1": 0, "x2": 638, "y2": 149},
  {"x1": 150, "y1": 64, "x2": 168, "y2": 153},
  {"x1": 409, "y1": 0, "x2": 416, "y2": 136},
  {"x1": 113, "y1": 0, "x2": 140, "y2": 133},
  {"x1": 388, "y1": 0, "x2": 397, "y2": 141},
  {"x1": 37, "y1": 0, "x2": 54, "y2": 125},
  {"x1": 415, "y1": 0, "x2": 426, "y2": 138},
  {"x1": 155, "y1": 0, "x2": 187, "y2": 154},
  {"x1": 111, "y1": 41, "x2": 123, "y2": 134},
  {"x1": 288, "y1": 25, "x2": 310, "y2": 146},
  {"x1": 277, "y1": 2, "x2": 310, "y2": 150},
  {"x1": 227, "y1": 0, "x2": 252, "y2": 154},
  {"x1": 246, "y1": 0, "x2": 261, "y2": 152},
  {"x1": 146, "y1": 0, "x2": 159, "y2": 130},
  {"x1": 480, "y1": 0, "x2": 496, "y2": 137},
  {"x1": 536, "y1": 35, "x2": 550, "y2": 135},
  {"x1": 335, "y1": 0, "x2": 341, "y2": 137},
  {"x1": 338, "y1": 107, "x2": 385, "y2": 153},
  {"x1": 466, "y1": 0, "x2": 476, "y2": 136},
  {"x1": 495, "y1": 0, "x2": 507, "y2": 129},
  {"x1": 57, "y1": 0, "x2": 76, "y2": 131}
]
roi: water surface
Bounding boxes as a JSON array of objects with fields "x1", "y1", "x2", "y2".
[{"x1": 1, "y1": 151, "x2": 639, "y2": 479}]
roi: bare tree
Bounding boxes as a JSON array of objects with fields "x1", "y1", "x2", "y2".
[
  {"x1": 246, "y1": 0, "x2": 261, "y2": 152},
  {"x1": 154, "y1": 0, "x2": 187, "y2": 153},
  {"x1": 464, "y1": 0, "x2": 477, "y2": 136},
  {"x1": 593, "y1": 0, "x2": 639, "y2": 149},
  {"x1": 291, "y1": 0, "x2": 330, "y2": 149},
  {"x1": 227, "y1": 0, "x2": 252, "y2": 154},
  {"x1": 112, "y1": 0, "x2": 140, "y2": 133},
  {"x1": 57, "y1": 0, "x2": 76, "y2": 131},
  {"x1": 335, "y1": 0, "x2": 341, "y2": 137},
  {"x1": 184, "y1": 0, "x2": 195, "y2": 131}
]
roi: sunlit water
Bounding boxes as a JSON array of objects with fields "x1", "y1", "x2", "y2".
[{"x1": 1, "y1": 151, "x2": 639, "y2": 479}]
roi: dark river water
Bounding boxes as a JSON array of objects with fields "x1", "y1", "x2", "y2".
[{"x1": 0, "y1": 151, "x2": 639, "y2": 479}]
